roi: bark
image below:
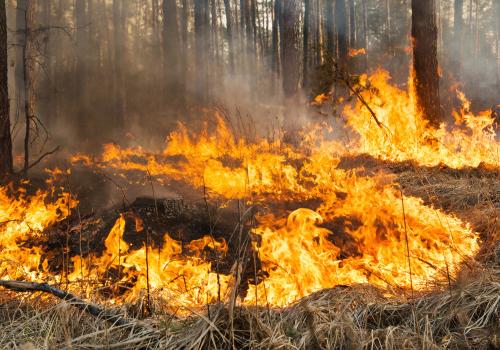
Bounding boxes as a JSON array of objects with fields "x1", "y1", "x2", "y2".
[
  {"x1": 0, "y1": 0, "x2": 13, "y2": 178},
  {"x1": 349, "y1": 0, "x2": 356, "y2": 48},
  {"x1": 15, "y1": 0, "x2": 27, "y2": 122},
  {"x1": 163, "y1": 0, "x2": 182, "y2": 105},
  {"x1": 361, "y1": 0, "x2": 368, "y2": 69},
  {"x1": 112, "y1": 0, "x2": 126, "y2": 126},
  {"x1": 22, "y1": 0, "x2": 36, "y2": 175},
  {"x1": 303, "y1": 0, "x2": 311, "y2": 90},
  {"x1": 453, "y1": 0, "x2": 463, "y2": 78},
  {"x1": 336, "y1": 0, "x2": 348, "y2": 70},
  {"x1": 271, "y1": 0, "x2": 280, "y2": 76},
  {"x1": 411, "y1": 0, "x2": 441, "y2": 127},
  {"x1": 281, "y1": 0, "x2": 299, "y2": 97},
  {"x1": 223, "y1": 0, "x2": 234, "y2": 71},
  {"x1": 496, "y1": 0, "x2": 500, "y2": 87},
  {"x1": 325, "y1": 0, "x2": 335, "y2": 58},
  {"x1": 75, "y1": 0, "x2": 88, "y2": 136},
  {"x1": 194, "y1": 0, "x2": 209, "y2": 102}
]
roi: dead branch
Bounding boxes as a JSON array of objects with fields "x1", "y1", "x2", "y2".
[
  {"x1": 332, "y1": 61, "x2": 388, "y2": 131},
  {"x1": 16, "y1": 145, "x2": 60, "y2": 175},
  {"x1": 0, "y1": 279, "x2": 130, "y2": 327}
]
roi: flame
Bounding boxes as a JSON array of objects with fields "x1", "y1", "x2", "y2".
[
  {"x1": 2, "y1": 69, "x2": 492, "y2": 310},
  {"x1": 344, "y1": 69, "x2": 498, "y2": 168},
  {"x1": 0, "y1": 185, "x2": 77, "y2": 281},
  {"x1": 349, "y1": 48, "x2": 366, "y2": 57}
]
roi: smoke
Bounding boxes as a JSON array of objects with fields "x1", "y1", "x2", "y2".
[{"x1": 4, "y1": 0, "x2": 499, "y2": 165}]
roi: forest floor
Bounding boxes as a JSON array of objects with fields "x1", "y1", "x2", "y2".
[{"x1": 0, "y1": 158, "x2": 499, "y2": 350}]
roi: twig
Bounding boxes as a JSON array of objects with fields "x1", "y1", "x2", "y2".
[
  {"x1": 16, "y1": 145, "x2": 60, "y2": 175},
  {"x1": 0, "y1": 280, "x2": 131, "y2": 327}
]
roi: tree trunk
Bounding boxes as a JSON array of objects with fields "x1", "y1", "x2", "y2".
[
  {"x1": 15, "y1": 0, "x2": 27, "y2": 122},
  {"x1": 163, "y1": 0, "x2": 182, "y2": 107},
  {"x1": 271, "y1": 0, "x2": 280, "y2": 78},
  {"x1": 281, "y1": 0, "x2": 298, "y2": 98},
  {"x1": 411, "y1": 0, "x2": 441, "y2": 127},
  {"x1": 223, "y1": 0, "x2": 234, "y2": 71},
  {"x1": 325, "y1": 0, "x2": 335, "y2": 58},
  {"x1": 112, "y1": 0, "x2": 126, "y2": 126},
  {"x1": 361, "y1": 0, "x2": 368, "y2": 69},
  {"x1": 0, "y1": 0, "x2": 13, "y2": 178},
  {"x1": 453, "y1": 0, "x2": 463, "y2": 78},
  {"x1": 495, "y1": 0, "x2": 500, "y2": 88},
  {"x1": 75, "y1": 0, "x2": 88, "y2": 137},
  {"x1": 194, "y1": 0, "x2": 209, "y2": 103},
  {"x1": 335, "y1": 0, "x2": 348, "y2": 70},
  {"x1": 349, "y1": 0, "x2": 356, "y2": 48},
  {"x1": 303, "y1": 0, "x2": 311, "y2": 90},
  {"x1": 22, "y1": 0, "x2": 36, "y2": 175}
]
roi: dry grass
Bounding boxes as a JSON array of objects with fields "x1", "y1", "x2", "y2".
[
  {"x1": 1, "y1": 164, "x2": 498, "y2": 349},
  {"x1": 0, "y1": 266, "x2": 498, "y2": 349}
]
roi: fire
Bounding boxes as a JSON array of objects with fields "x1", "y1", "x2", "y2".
[
  {"x1": 344, "y1": 69, "x2": 498, "y2": 168},
  {"x1": 349, "y1": 48, "x2": 366, "y2": 57},
  {"x1": 70, "y1": 215, "x2": 231, "y2": 309},
  {"x1": 0, "y1": 184, "x2": 77, "y2": 281},
  {"x1": 2, "y1": 69, "x2": 492, "y2": 310}
]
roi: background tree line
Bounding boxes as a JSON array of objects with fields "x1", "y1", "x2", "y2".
[{"x1": 0, "y1": 0, "x2": 499, "y2": 177}]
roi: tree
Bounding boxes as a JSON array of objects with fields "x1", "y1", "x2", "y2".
[
  {"x1": 324, "y1": 0, "x2": 335, "y2": 58},
  {"x1": 194, "y1": 0, "x2": 209, "y2": 102},
  {"x1": 163, "y1": 0, "x2": 183, "y2": 106},
  {"x1": 335, "y1": 0, "x2": 348, "y2": 70},
  {"x1": 75, "y1": 0, "x2": 89, "y2": 137},
  {"x1": 22, "y1": 0, "x2": 36, "y2": 175},
  {"x1": 112, "y1": 0, "x2": 127, "y2": 126},
  {"x1": 303, "y1": 0, "x2": 311, "y2": 90},
  {"x1": 223, "y1": 0, "x2": 234, "y2": 71},
  {"x1": 0, "y1": 0, "x2": 13, "y2": 178},
  {"x1": 281, "y1": 0, "x2": 299, "y2": 97},
  {"x1": 453, "y1": 0, "x2": 463, "y2": 78},
  {"x1": 411, "y1": 0, "x2": 441, "y2": 127},
  {"x1": 495, "y1": 0, "x2": 500, "y2": 87},
  {"x1": 349, "y1": 0, "x2": 356, "y2": 48},
  {"x1": 15, "y1": 0, "x2": 27, "y2": 122}
]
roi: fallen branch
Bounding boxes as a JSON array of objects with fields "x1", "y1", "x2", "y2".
[{"x1": 0, "y1": 279, "x2": 130, "y2": 327}]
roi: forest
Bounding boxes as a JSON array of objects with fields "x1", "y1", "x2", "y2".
[{"x1": 0, "y1": 0, "x2": 499, "y2": 349}]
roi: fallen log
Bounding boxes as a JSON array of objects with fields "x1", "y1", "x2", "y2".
[{"x1": 0, "y1": 280, "x2": 130, "y2": 327}]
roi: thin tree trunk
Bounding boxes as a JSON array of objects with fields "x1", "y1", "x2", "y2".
[
  {"x1": 361, "y1": 0, "x2": 368, "y2": 69},
  {"x1": 349, "y1": 0, "x2": 356, "y2": 48},
  {"x1": 281, "y1": 0, "x2": 298, "y2": 98},
  {"x1": 112, "y1": 0, "x2": 126, "y2": 126},
  {"x1": 0, "y1": 0, "x2": 13, "y2": 178},
  {"x1": 223, "y1": 0, "x2": 234, "y2": 71},
  {"x1": 335, "y1": 0, "x2": 348, "y2": 70},
  {"x1": 22, "y1": 0, "x2": 36, "y2": 175},
  {"x1": 411, "y1": 0, "x2": 441, "y2": 127},
  {"x1": 453, "y1": 0, "x2": 463, "y2": 79},
  {"x1": 303, "y1": 0, "x2": 311, "y2": 90},
  {"x1": 194, "y1": 0, "x2": 209, "y2": 103},
  {"x1": 495, "y1": 0, "x2": 500, "y2": 87},
  {"x1": 163, "y1": 0, "x2": 182, "y2": 107},
  {"x1": 16, "y1": 0, "x2": 27, "y2": 123},
  {"x1": 75, "y1": 0, "x2": 88, "y2": 137},
  {"x1": 325, "y1": 0, "x2": 334, "y2": 58}
]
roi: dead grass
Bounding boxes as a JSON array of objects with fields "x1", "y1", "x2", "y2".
[
  {"x1": 0, "y1": 266, "x2": 498, "y2": 349},
  {"x1": 1, "y1": 164, "x2": 498, "y2": 349}
]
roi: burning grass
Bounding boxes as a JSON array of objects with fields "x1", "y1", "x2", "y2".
[
  {"x1": 0, "y1": 69, "x2": 498, "y2": 348},
  {"x1": 0, "y1": 265, "x2": 498, "y2": 349}
]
